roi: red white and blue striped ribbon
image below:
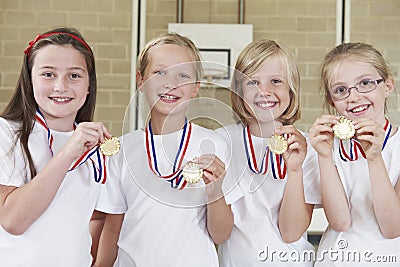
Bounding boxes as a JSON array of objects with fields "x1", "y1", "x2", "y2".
[
  {"x1": 339, "y1": 118, "x2": 392, "y2": 162},
  {"x1": 145, "y1": 119, "x2": 192, "y2": 190},
  {"x1": 35, "y1": 109, "x2": 106, "y2": 183},
  {"x1": 243, "y1": 126, "x2": 286, "y2": 179}
]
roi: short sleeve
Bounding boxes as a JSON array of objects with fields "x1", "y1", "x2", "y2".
[
  {"x1": 303, "y1": 133, "x2": 322, "y2": 205},
  {"x1": 215, "y1": 126, "x2": 244, "y2": 205},
  {"x1": 222, "y1": 167, "x2": 243, "y2": 205},
  {"x1": 0, "y1": 118, "x2": 26, "y2": 187},
  {"x1": 95, "y1": 146, "x2": 128, "y2": 214}
]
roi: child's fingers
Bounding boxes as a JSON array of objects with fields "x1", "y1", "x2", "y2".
[
  {"x1": 91, "y1": 122, "x2": 111, "y2": 143},
  {"x1": 194, "y1": 154, "x2": 224, "y2": 169},
  {"x1": 77, "y1": 122, "x2": 111, "y2": 144},
  {"x1": 193, "y1": 154, "x2": 225, "y2": 180},
  {"x1": 353, "y1": 117, "x2": 375, "y2": 128},
  {"x1": 316, "y1": 115, "x2": 340, "y2": 126},
  {"x1": 310, "y1": 124, "x2": 335, "y2": 135},
  {"x1": 356, "y1": 125, "x2": 383, "y2": 137},
  {"x1": 286, "y1": 135, "x2": 307, "y2": 153},
  {"x1": 312, "y1": 134, "x2": 332, "y2": 142},
  {"x1": 309, "y1": 116, "x2": 339, "y2": 137},
  {"x1": 203, "y1": 170, "x2": 219, "y2": 183},
  {"x1": 287, "y1": 141, "x2": 303, "y2": 152},
  {"x1": 100, "y1": 123, "x2": 112, "y2": 140}
]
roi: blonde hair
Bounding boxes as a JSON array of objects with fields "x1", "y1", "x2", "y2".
[
  {"x1": 320, "y1": 42, "x2": 392, "y2": 114},
  {"x1": 137, "y1": 32, "x2": 203, "y2": 81},
  {"x1": 231, "y1": 39, "x2": 301, "y2": 126}
]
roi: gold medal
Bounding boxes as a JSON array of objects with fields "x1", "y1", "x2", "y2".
[
  {"x1": 267, "y1": 135, "x2": 288, "y2": 155},
  {"x1": 182, "y1": 161, "x2": 203, "y2": 184},
  {"x1": 333, "y1": 117, "x2": 355, "y2": 140},
  {"x1": 100, "y1": 136, "x2": 121, "y2": 156}
]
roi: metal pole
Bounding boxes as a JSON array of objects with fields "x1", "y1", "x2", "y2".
[
  {"x1": 177, "y1": 0, "x2": 183, "y2": 23},
  {"x1": 238, "y1": 0, "x2": 245, "y2": 24}
]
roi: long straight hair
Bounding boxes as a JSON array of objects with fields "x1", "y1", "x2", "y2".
[{"x1": 1, "y1": 27, "x2": 97, "y2": 179}]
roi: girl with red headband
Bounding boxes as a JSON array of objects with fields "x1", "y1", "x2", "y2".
[{"x1": 0, "y1": 27, "x2": 110, "y2": 266}]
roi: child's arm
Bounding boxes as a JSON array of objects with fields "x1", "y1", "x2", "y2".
[
  {"x1": 194, "y1": 154, "x2": 234, "y2": 244},
  {"x1": 90, "y1": 210, "x2": 106, "y2": 263},
  {"x1": 355, "y1": 118, "x2": 400, "y2": 239},
  {"x1": 93, "y1": 213, "x2": 124, "y2": 267},
  {"x1": 207, "y1": 198, "x2": 233, "y2": 244},
  {"x1": 309, "y1": 115, "x2": 351, "y2": 232},
  {"x1": 276, "y1": 125, "x2": 313, "y2": 243},
  {"x1": 279, "y1": 172, "x2": 314, "y2": 243},
  {"x1": 369, "y1": 158, "x2": 400, "y2": 238},
  {"x1": 0, "y1": 122, "x2": 110, "y2": 235}
]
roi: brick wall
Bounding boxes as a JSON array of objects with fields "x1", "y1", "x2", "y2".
[
  {"x1": 145, "y1": 0, "x2": 337, "y2": 131},
  {"x1": 0, "y1": 0, "x2": 132, "y2": 135},
  {"x1": 1, "y1": 0, "x2": 399, "y2": 133},
  {"x1": 245, "y1": 0, "x2": 336, "y2": 131},
  {"x1": 351, "y1": 0, "x2": 400, "y2": 125}
]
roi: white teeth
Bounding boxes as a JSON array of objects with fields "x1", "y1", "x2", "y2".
[
  {"x1": 257, "y1": 102, "x2": 274, "y2": 108},
  {"x1": 52, "y1": 97, "x2": 70, "y2": 102},
  {"x1": 161, "y1": 94, "x2": 178, "y2": 100},
  {"x1": 352, "y1": 105, "x2": 368, "y2": 113}
]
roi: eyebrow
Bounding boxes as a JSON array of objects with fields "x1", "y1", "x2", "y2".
[
  {"x1": 354, "y1": 74, "x2": 375, "y2": 80},
  {"x1": 331, "y1": 74, "x2": 375, "y2": 87},
  {"x1": 247, "y1": 74, "x2": 285, "y2": 79},
  {"x1": 37, "y1": 65, "x2": 87, "y2": 72},
  {"x1": 153, "y1": 64, "x2": 166, "y2": 68}
]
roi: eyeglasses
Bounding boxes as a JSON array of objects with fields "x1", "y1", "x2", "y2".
[{"x1": 329, "y1": 78, "x2": 384, "y2": 101}]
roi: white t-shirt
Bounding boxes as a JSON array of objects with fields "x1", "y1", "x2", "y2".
[
  {"x1": 216, "y1": 124, "x2": 321, "y2": 267},
  {"x1": 0, "y1": 118, "x2": 101, "y2": 267},
  {"x1": 96, "y1": 123, "x2": 236, "y2": 267},
  {"x1": 315, "y1": 128, "x2": 400, "y2": 267}
]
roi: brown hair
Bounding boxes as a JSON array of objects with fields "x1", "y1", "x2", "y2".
[{"x1": 1, "y1": 27, "x2": 97, "y2": 179}]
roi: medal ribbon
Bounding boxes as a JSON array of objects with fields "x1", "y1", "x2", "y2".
[
  {"x1": 243, "y1": 126, "x2": 286, "y2": 179},
  {"x1": 339, "y1": 118, "x2": 392, "y2": 162},
  {"x1": 35, "y1": 110, "x2": 106, "y2": 183},
  {"x1": 145, "y1": 119, "x2": 192, "y2": 190}
]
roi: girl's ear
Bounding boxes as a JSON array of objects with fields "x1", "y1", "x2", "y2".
[
  {"x1": 385, "y1": 77, "x2": 395, "y2": 97},
  {"x1": 136, "y1": 71, "x2": 144, "y2": 91},
  {"x1": 191, "y1": 81, "x2": 200, "y2": 98}
]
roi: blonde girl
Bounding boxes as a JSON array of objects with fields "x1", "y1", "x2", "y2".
[
  {"x1": 310, "y1": 42, "x2": 400, "y2": 266},
  {"x1": 216, "y1": 39, "x2": 321, "y2": 266}
]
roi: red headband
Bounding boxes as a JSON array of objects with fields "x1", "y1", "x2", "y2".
[{"x1": 24, "y1": 32, "x2": 92, "y2": 56}]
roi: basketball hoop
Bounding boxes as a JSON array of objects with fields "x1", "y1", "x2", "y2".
[{"x1": 202, "y1": 68, "x2": 228, "y2": 84}]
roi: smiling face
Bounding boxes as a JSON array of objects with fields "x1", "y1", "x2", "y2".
[
  {"x1": 137, "y1": 44, "x2": 199, "y2": 120},
  {"x1": 31, "y1": 44, "x2": 89, "y2": 130},
  {"x1": 241, "y1": 56, "x2": 290, "y2": 125},
  {"x1": 329, "y1": 60, "x2": 393, "y2": 125}
]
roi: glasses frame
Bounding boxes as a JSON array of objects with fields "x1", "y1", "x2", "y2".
[{"x1": 330, "y1": 78, "x2": 384, "y2": 101}]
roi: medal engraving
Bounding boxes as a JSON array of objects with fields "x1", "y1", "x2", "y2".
[
  {"x1": 267, "y1": 135, "x2": 288, "y2": 155},
  {"x1": 100, "y1": 136, "x2": 121, "y2": 156},
  {"x1": 182, "y1": 162, "x2": 203, "y2": 184},
  {"x1": 333, "y1": 117, "x2": 355, "y2": 140}
]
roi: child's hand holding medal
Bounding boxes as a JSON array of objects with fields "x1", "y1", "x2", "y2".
[{"x1": 272, "y1": 125, "x2": 307, "y2": 173}]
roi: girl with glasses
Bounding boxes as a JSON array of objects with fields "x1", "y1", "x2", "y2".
[{"x1": 310, "y1": 42, "x2": 400, "y2": 266}]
